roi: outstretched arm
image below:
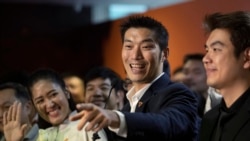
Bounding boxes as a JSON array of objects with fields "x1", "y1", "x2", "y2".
[
  {"x1": 3, "y1": 101, "x2": 30, "y2": 141},
  {"x1": 70, "y1": 103, "x2": 120, "y2": 132}
]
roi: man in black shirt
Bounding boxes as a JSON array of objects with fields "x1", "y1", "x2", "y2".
[{"x1": 200, "y1": 11, "x2": 250, "y2": 141}]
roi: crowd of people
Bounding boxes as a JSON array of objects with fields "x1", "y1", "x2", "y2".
[{"x1": 0, "y1": 10, "x2": 250, "y2": 141}]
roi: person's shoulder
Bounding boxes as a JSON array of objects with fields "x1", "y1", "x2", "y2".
[
  {"x1": 154, "y1": 82, "x2": 196, "y2": 101},
  {"x1": 159, "y1": 81, "x2": 192, "y2": 93}
]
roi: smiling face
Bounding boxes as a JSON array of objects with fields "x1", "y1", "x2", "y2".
[
  {"x1": 30, "y1": 79, "x2": 71, "y2": 126},
  {"x1": 122, "y1": 27, "x2": 165, "y2": 88},
  {"x1": 203, "y1": 28, "x2": 246, "y2": 91},
  {"x1": 85, "y1": 78, "x2": 118, "y2": 110}
]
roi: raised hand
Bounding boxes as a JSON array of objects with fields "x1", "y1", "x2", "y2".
[
  {"x1": 3, "y1": 101, "x2": 30, "y2": 141},
  {"x1": 70, "y1": 103, "x2": 120, "y2": 132}
]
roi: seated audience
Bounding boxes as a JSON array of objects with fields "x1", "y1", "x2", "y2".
[{"x1": 3, "y1": 68, "x2": 107, "y2": 141}]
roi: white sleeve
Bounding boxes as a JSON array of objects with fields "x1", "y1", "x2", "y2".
[{"x1": 108, "y1": 110, "x2": 127, "y2": 138}]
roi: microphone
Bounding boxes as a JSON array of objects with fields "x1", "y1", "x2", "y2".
[{"x1": 92, "y1": 78, "x2": 119, "y2": 141}]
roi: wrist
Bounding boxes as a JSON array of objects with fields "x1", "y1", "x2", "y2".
[{"x1": 108, "y1": 110, "x2": 120, "y2": 128}]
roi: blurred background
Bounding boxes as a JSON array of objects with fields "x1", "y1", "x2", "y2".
[{"x1": 0, "y1": 0, "x2": 249, "y2": 78}]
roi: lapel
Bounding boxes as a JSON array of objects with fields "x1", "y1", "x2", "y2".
[
  {"x1": 135, "y1": 74, "x2": 170, "y2": 112},
  {"x1": 122, "y1": 103, "x2": 131, "y2": 112}
]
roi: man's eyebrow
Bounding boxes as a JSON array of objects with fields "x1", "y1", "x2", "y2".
[
  {"x1": 142, "y1": 38, "x2": 154, "y2": 43},
  {"x1": 205, "y1": 40, "x2": 225, "y2": 48},
  {"x1": 123, "y1": 38, "x2": 154, "y2": 43},
  {"x1": 124, "y1": 39, "x2": 132, "y2": 43},
  {"x1": 101, "y1": 83, "x2": 111, "y2": 87}
]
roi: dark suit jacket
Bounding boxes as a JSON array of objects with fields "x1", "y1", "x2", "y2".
[
  {"x1": 199, "y1": 89, "x2": 250, "y2": 141},
  {"x1": 118, "y1": 74, "x2": 200, "y2": 141}
]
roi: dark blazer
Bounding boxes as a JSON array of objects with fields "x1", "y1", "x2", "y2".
[
  {"x1": 119, "y1": 73, "x2": 200, "y2": 141},
  {"x1": 199, "y1": 90, "x2": 250, "y2": 141}
]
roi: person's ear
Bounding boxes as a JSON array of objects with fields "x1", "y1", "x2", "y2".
[
  {"x1": 162, "y1": 48, "x2": 169, "y2": 62},
  {"x1": 65, "y1": 90, "x2": 71, "y2": 99},
  {"x1": 23, "y1": 101, "x2": 32, "y2": 121},
  {"x1": 25, "y1": 101, "x2": 38, "y2": 124},
  {"x1": 243, "y1": 47, "x2": 250, "y2": 69}
]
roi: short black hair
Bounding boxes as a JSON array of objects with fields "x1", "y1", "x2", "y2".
[
  {"x1": 120, "y1": 15, "x2": 169, "y2": 51},
  {"x1": 183, "y1": 53, "x2": 204, "y2": 64},
  {"x1": 84, "y1": 66, "x2": 121, "y2": 89},
  {"x1": 203, "y1": 11, "x2": 250, "y2": 58}
]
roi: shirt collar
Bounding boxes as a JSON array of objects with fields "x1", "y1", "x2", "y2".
[
  {"x1": 24, "y1": 124, "x2": 39, "y2": 141},
  {"x1": 126, "y1": 72, "x2": 164, "y2": 104},
  {"x1": 221, "y1": 87, "x2": 250, "y2": 113}
]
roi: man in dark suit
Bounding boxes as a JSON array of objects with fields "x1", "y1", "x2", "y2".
[
  {"x1": 70, "y1": 15, "x2": 200, "y2": 141},
  {"x1": 200, "y1": 11, "x2": 250, "y2": 141}
]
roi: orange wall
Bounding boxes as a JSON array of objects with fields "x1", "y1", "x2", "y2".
[{"x1": 102, "y1": 0, "x2": 250, "y2": 78}]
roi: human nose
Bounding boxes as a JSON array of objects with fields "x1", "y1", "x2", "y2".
[
  {"x1": 203, "y1": 52, "x2": 211, "y2": 65},
  {"x1": 45, "y1": 99, "x2": 55, "y2": 108},
  {"x1": 183, "y1": 73, "x2": 192, "y2": 82},
  {"x1": 185, "y1": 73, "x2": 192, "y2": 79},
  {"x1": 93, "y1": 88, "x2": 103, "y2": 96},
  {"x1": 131, "y1": 46, "x2": 143, "y2": 60}
]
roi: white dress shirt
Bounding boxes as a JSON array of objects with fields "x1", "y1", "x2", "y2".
[
  {"x1": 109, "y1": 73, "x2": 164, "y2": 138},
  {"x1": 204, "y1": 87, "x2": 222, "y2": 113}
]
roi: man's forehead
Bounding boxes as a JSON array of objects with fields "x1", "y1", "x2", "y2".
[{"x1": 0, "y1": 89, "x2": 17, "y2": 105}]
